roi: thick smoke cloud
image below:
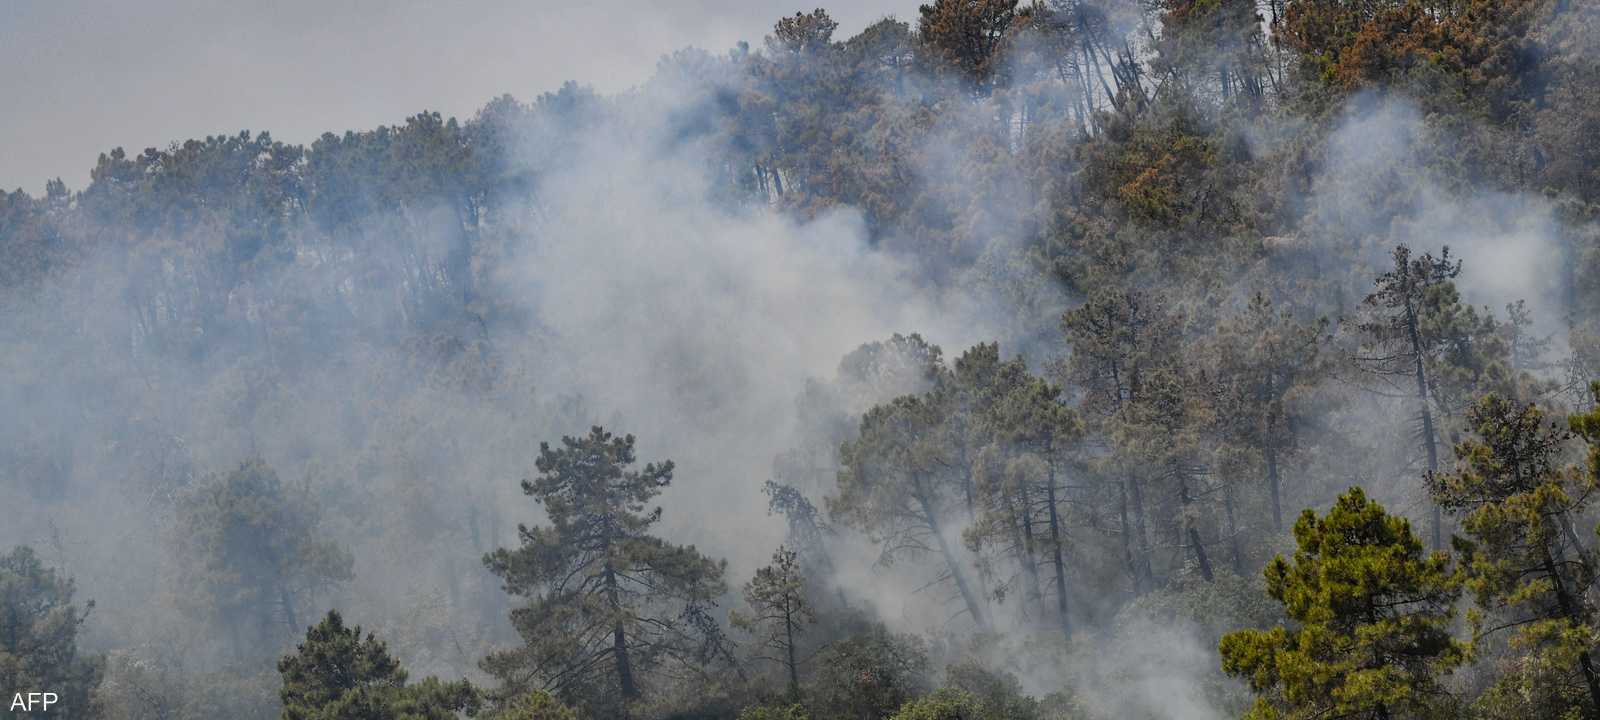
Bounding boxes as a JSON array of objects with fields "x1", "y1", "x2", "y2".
[
  {"x1": 0, "y1": 48, "x2": 1030, "y2": 690},
  {"x1": 490, "y1": 90, "x2": 992, "y2": 572},
  {"x1": 1314, "y1": 95, "x2": 1568, "y2": 337}
]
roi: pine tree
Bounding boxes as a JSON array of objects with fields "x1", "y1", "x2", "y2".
[
  {"x1": 1060, "y1": 289, "x2": 1189, "y2": 593},
  {"x1": 984, "y1": 375, "x2": 1084, "y2": 640},
  {"x1": 769, "y1": 9, "x2": 838, "y2": 55},
  {"x1": 488, "y1": 691, "x2": 577, "y2": 720},
  {"x1": 1502, "y1": 299, "x2": 1552, "y2": 374},
  {"x1": 174, "y1": 459, "x2": 353, "y2": 659},
  {"x1": 277, "y1": 610, "x2": 477, "y2": 720},
  {"x1": 941, "y1": 342, "x2": 1031, "y2": 523},
  {"x1": 887, "y1": 688, "x2": 989, "y2": 720},
  {"x1": 0, "y1": 546, "x2": 103, "y2": 720},
  {"x1": 941, "y1": 343, "x2": 1039, "y2": 619},
  {"x1": 831, "y1": 395, "x2": 990, "y2": 630},
  {"x1": 482, "y1": 427, "x2": 733, "y2": 716},
  {"x1": 966, "y1": 446, "x2": 1047, "y2": 623},
  {"x1": 1433, "y1": 392, "x2": 1600, "y2": 716},
  {"x1": 807, "y1": 626, "x2": 930, "y2": 720},
  {"x1": 1210, "y1": 293, "x2": 1330, "y2": 533},
  {"x1": 1220, "y1": 487, "x2": 1465, "y2": 719},
  {"x1": 763, "y1": 480, "x2": 834, "y2": 575},
  {"x1": 731, "y1": 546, "x2": 814, "y2": 698},
  {"x1": 1357, "y1": 244, "x2": 1463, "y2": 551},
  {"x1": 916, "y1": 0, "x2": 1020, "y2": 92}
]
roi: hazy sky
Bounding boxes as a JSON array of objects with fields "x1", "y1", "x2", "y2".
[{"x1": 1, "y1": 0, "x2": 907, "y2": 193}]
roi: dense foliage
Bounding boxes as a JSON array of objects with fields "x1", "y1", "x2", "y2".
[{"x1": 277, "y1": 610, "x2": 478, "y2": 720}]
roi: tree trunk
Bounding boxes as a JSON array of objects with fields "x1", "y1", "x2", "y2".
[
  {"x1": 1118, "y1": 41, "x2": 1148, "y2": 109},
  {"x1": 1070, "y1": 60, "x2": 1097, "y2": 134},
  {"x1": 1076, "y1": 20, "x2": 1116, "y2": 108},
  {"x1": 1180, "y1": 474, "x2": 1214, "y2": 583},
  {"x1": 784, "y1": 603, "x2": 799, "y2": 698},
  {"x1": 917, "y1": 488, "x2": 989, "y2": 630},
  {"x1": 1188, "y1": 527, "x2": 1214, "y2": 582},
  {"x1": 1421, "y1": 398, "x2": 1441, "y2": 551},
  {"x1": 1016, "y1": 484, "x2": 1044, "y2": 614},
  {"x1": 604, "y1": 564, "x2": 639, "y2": 698},
  {"x1": 1045, "y1": 466, "x2": 1071, "y2": 641},
  {"x1": 1560, "y1": 512, "x2": 1598, "y2": 581},
  {"x1": 279, "y1": 586, "x2": 299, "y2": 636},
  {"x1": 1536, "y1": 534, "x2": 1600, "y2": 707},
  {"x1": 1223, "y1": 482, "x2": 1244, "y2": 576},
  {"x1": 1405, "y1": 304, "x2": 1442, "y2": 551},
  {"x1": 1542, "y1": 543, "x2": 1600, "y2": 712}
]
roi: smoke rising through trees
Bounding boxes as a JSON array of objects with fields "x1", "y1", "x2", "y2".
[{"x1": 5, "y1": 1, "x2": 1600, "y2": 718}]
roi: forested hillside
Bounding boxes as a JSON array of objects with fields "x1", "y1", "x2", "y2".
[{"x1": 5, "y1": 1, "x2": 1600, "y2": 718}]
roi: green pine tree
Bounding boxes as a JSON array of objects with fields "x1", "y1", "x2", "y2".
[
  {"x1": 730, "y1": 546, "x2": 814, "y2": 699},
  {"x1": 174, "y1": 459, "x2": 353, "y2": 659},
  {"x1": 481, "y1": 426, "x2": 732, "y2": 716},
  {"x1": 887, "y1": 688, "x2": 989, "y2": 720},
  {"x1": 983, "y1": 373, "x2": 1085, "y2": 640},
  {"x1": 0, "y1": 546, "x2": 103, "y2": 720},
  {"x1": 831, "y1": 394, "x2": 990, "y2": 630},
  {"x1": 1434, "y1": 391, "x2": 1600, "y2": 716},
  {"x1": 277, "y1": 610, "x2": 477, "y2": 720},
  {"x1": 1220, "y1": 487, "x2": 1466, "y2": 719},
  {"x1": 487, "y1": 691, "x2": 577, "y2": 720}
]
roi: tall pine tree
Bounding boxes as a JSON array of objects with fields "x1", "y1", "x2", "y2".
[
  {"x1": 1434, "y1": 392, "x2": 1600, "y2": 716},
  {"x1": 278, "y1": 610, "x2": 477, "y2": 720},
  {"x1": 0, "y1": 546, "x2": 103, "y2": 720},
  {"x1": 1220, "y1": 487, "x2": 1465, "y2": 719},
  {"x1": 482, "y1": 427, "x2": 732, "y2": 716}
]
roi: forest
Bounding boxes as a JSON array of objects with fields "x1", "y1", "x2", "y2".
[{"x1": 5, "y1": 0, "x2": 1600, "y2": 718}]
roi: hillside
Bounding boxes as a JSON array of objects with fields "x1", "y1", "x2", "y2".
[{"x1": 5, "y1": 2, "x2": 1600, "y2": 719}]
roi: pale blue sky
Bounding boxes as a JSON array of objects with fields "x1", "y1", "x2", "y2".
[{"x1": 1, "y1": 1, "x2": 906, "y2": 193}]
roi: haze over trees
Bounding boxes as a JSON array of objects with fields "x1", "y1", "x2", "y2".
[
  {"x1": 6, "y1": 0, "x2": 1600, "y2": 718},
  {"x1": 480, "y1": 427, "x2": 733, "y2": 717}
]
